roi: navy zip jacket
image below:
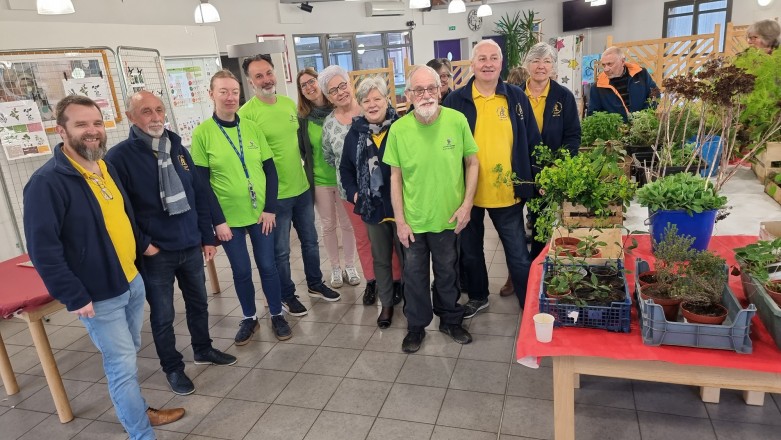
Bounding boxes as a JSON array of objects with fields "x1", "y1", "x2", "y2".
[
  {"x1": 105, "y1": 128, "x2": 220, "y2": 252},
  {"x1": 23, "y1": 144, "x2": 142, "y2": 312},
  {"x1": 443, "y1": 77, "x2": 542, "y2": 200},
  {"x1": 587, "y1": 62, "x2": 657, "y2": 121},
  {"x1": 537, "y1": 79, "x2": 582, "y2": 159}
]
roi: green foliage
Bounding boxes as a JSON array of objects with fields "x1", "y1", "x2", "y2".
[
  {"x1": 734, "y1": 48, "x2": 781, "y2": 143},
  {"x1": 625, "y1": 108, "x2": 660, "y2": 146},
  {"x1": 576, "y1": 235, "x2": 607, "y2": 258},
  {"x1": 774, "y1": 173, "x2": 781, "y2": 185},
  {"x1": 734, "y1": 238, "x2": 781, "y2": 285},
  {"x1": 636, "y1": 172, "x2": 727, "y2": 214},
  {"x1": 658, "y1": 142, "x2": 697, "y2": 168},
  {"x1": 494, "y1": 10, "x2": 539, "y2": 71},
  {"x1": 581, "y1": 111, "x2": 627, "y2": 146},
  {"x1": 546, "y1": 267, "x2": 585, "y2": 296}
]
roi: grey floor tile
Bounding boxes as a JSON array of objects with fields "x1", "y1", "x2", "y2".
[
  {"x1": 66, "y1": 382, "x2": 115, "y2": 420},
  {"x1": 705, "y1": 388, "x2": 781, "y2": 426},
  {"x1": 379, "y1": 383, "x2": 446, "y2": 424},
  {"x1": 243, "y1": 404, "x2": 320, "y2": 440},
  {"x1": 320, "y1": 323, "x2": 374, "y2": 350},
  {"x1": 467, "y1": 312, "x2": 520, "y2": 337},
  {"x1": 575, "y1": 375, "x2": 635, "y2": 410},
  {"x1": 0, "y1": 320, "x2": 31, "y2": 337},
  {"x1": 324, "y1": 377, "x2": 393, "y2": 416},
  {"x1": 299, "y1": 346, "x2": 361, "y2": 377},
  {"x1": 346, "y1": 350, "x2": 407, "y2": 382},
  {"x1": 10, "y1": 346, "x2": 42, "y2": 373},
  {"x1": 223, "y1": 340, "x2": 275, "y2": 368},
  {"x1": 300, "y1": 302, "x2": 352, "y2": 323},
  {"x1": 162, "y1": 394, "x2": 222, "y2": 433},
  {"x1": 47, "y1": 326, "x2": 88, "y2": 350},
  {"x1": 339, "y1": 304, "x2": 383, "y2": 326},
  {"x1": 304, "y1": 411, "x2": 374, "y2": 440},
  {"x1": 274, "y1": 372, "x2": 342, "y2": 410},
  {"x1": 71, "y1": 420, "x2": 128, "y2": 440},
  {"x1": 430, "y1": 425, "x2": 498, "y2": 440},
  {"x1": 15, "y1": 378, "x2": 93, "y2": 414},
  {"x1": 506, "y1": 364, "x2": 552, "y2": 400},
  {"x1": 18, "y1": 414, "x2": 92, "y2": 440},
  {"x1": 574, "y1": 403, "x2": 641, "y2": 440},
  {"x1": 459, "y1": 334, "x2": 515, "y2": 363},
  {"x1": 5, "y1": 327, "x2": 33, "y2": 346},
  {"x1": 637, "y1": 411, "x2": 716, "y2": 440},
  {"x1": 499, "y1": 436, "x2": 539, "y2": 440},
  {"x1": 61, "y1": 353, "x2": 105, "y2": 382},
  {"x1": 450, "y1": 358, "x2": 510, "y2": 395},
  {"x1": 284, "y1": 321, "x2": 336, "y2": 346},
  {"x1": 257, "y1": 343, "x2": 317, "y2": 372},
  {"x1": 712, "y1": 418, "x2": 781, "y2": 439},
  {"x1": 396, "y1": 354, "x2": 457, "y2": 388},
  {"x1": 191, "y1": 364, "x2": 250, "y2": 397},
  {"x1": 632, "y1": 381, "x2": 708, "y2": 418},
  {"x1": 0, "y1": 374, "x2": 48, "y2": 408},
  {"x1": 411, "y1": 330, "x2": 464, "y2": 358},
  {"x1": 501, "y1": 395, "x2": 554, "y2": 439},
  {"x1": 67, "y1": 334, "x2": 99, "y2": 353},
  {"x1": 227, "y1": 368, "x2": 295, "y2": 403},
  {"x1": 485, "y1": 296, "x2": 521, "y2": 316},
  {"x1": 98, "y1": 388, "x2": 175, "y2": 424},
  {"x1": 0, "y1": 408, "x2": 50, "y2": 440},
  {"x1": 365, "y1": 327, "x2": 407, "y2": 353},
  {"x1": 436, "y1": 388, "x2": 503, "y2": 433},
  {"x1": 24, "y1": 349, "x2": 94, "y2": 377},
  {"x1": 366, "y1": 418, "x2": 434, "y2": 440},
  {"x1": 191, "y1": 398, "x2": 269, "y2": 439},
  {"x1": 152, "y1": 430, "x2": 187, "y2": 440}
]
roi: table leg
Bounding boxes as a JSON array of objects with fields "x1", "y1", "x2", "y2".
[
  {"x1": 553, "y1": 357, "x2": 576, "y2": 440},
  {"x1": 28, "y1": 320, "x2": 73, "y2": 423},
  {"x1": 573, "y1": 373, "x2": 581, "y2": 389},
  {"x1": 743, "y1": 391, "x2": 765, "y2": 406},
  {"x1": 206, "y1": 259, "x2": 220, "y2": 294},
  {"x1": 0, "y1": 331, "x2": 19, "y2": 395},
  {"x1": 700, "y1": 387, "x2": 721, "y2": 403}
]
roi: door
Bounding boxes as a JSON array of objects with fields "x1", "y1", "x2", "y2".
[{"x1": 434, "y1": 39, "x2": 462, "y2": 61}]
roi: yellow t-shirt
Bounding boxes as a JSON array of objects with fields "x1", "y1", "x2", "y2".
[
  {"x1": 472, "y1": 83, "x2": 516, "y2": 208},
  {"x1": 526, "y1": 79, "x2": 550, "y2": 133},
  {"x1": 66, "y1": 156, "x2": 138, "y2": 282},
  {"x1": 371, "y1": 131, "x2": 387, "y2": 148}
]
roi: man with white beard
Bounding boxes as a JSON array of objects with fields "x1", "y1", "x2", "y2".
[
  {"x1": 23, "y1": 95, "x2": 185, "y2": 439},
  {"x1": 383, "y1": 65, "x2": 479, "y2": 353}
]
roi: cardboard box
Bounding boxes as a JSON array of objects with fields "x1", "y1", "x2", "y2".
[
  {"x1": 547, "y1": 226, "x2": 625, "y2": 266},
  {"x1": 759, "y1": 221, "x2": 781, "y2": 241}
]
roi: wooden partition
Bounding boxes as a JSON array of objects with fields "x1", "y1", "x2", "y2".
[
  {"x1": 347, "y1": 59, "x2": 398, "y2": 110},
  {"x1": 724, "y1": 22, "x2": 749, "y2": 57},
  {"x1": 403, "y1": 58, "x2": 473, "y2": 91}
]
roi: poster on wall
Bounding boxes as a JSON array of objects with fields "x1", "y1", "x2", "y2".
[
  {"x1": 0, "y1": 100, "x2": 52, "y2": 161},
  {"x1": 165, "y1": 57, "x2": 219, "y2": 146},
  {"x1": 62, "y1": 77, "x2": 117, "y2": 129},
  {"x1": 554, "y1": 35, "x2": 583, "y2": 99},
  {"x1": 582, "y1": 54, "x2": 601, "y2": 84}
]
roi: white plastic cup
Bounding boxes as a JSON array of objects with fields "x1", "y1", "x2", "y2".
[{"x1": 533, "y1": 313, "x2": 555, "y2": 343}]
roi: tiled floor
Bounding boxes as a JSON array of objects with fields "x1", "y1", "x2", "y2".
[{"x1": 3, "y1": 167, "x2": 781, "y2": 439}]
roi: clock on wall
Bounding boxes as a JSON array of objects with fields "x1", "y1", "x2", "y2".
[{"x1": 467, "y1": 9, "x2": 482, "y2": 31}]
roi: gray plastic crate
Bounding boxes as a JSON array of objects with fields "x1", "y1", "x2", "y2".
[
  {"x1": 742, "y1": 272, "x2": 781, "y2": 350},
  {"x1": 635, "y1": 259, "x2": 756, "y2": 354}
]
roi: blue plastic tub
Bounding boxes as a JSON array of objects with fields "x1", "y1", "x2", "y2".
[
  {"x1": 699, "y1": 136, "x2": 722, "y2": 178},
  {"x1": 649, "y1": 209, "x2": 717, "y2": 251}
]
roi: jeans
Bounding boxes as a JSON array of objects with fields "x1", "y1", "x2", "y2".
[
  {"x1": 80, "y1": 275, "x2": 154, "y2": 440},
  {"x1": 461, "y1": 202, "x2": 531, "y2": 306},
  {"x1": 221, "y1": 223, "x2": 283, "y2": 316},
  {"x1": 141, "y1": 246, "x2": 212, "y2": 374},
  {"x1": 275, "y1": 190, "x2": 325, "y2": 300},
  {"x1": 402, "y1": 230, "x2": 464, "y2": 332},
  {"x1": 365, "y1": 221, "x2": 403, "y2": 307}
]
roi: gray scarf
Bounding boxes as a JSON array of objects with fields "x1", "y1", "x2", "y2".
[{"x1": 132, "y1": 125, "x2": 191, "y2": 215}]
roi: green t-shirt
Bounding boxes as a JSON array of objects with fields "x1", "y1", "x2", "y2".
[
  {"x1": 191, "y1": 118, "x2": 274, "y2": 227},
  {"x1": 238, "y1": 95, "x2": 309, "y2": 199},
  {"x1": 383, "y1": 108, "x2": 479, "y2": 233},
  {"x1": 308, "y1": 120, "x2": 337, "y2": 187}
]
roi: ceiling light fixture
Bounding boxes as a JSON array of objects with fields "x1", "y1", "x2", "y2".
[
  {"x1": 36, "y1": 0, "x2": 75, "y2": 15},
  {"x1": 194, "y1": 0, "x2": 220, "y2": 23},
  {"x1": 299, "y1": 2, "x2": 314, "y2": 12},
  {"x1": 476, "y1": 2, "x2": 492, "y2": 17},
  {"x1": 448, "y1": 0, "x2": 466, "y2": 14},
  {"x1": 590, "y1": 0, "x2": 607, "y2": 5},
  {"x1": 409, "y1": 0, "x2": 431, "y2": 9},
  {"x1": 758, "y1": 0, "x2": 773, "y2": 6}
]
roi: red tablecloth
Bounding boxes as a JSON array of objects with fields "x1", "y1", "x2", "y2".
[
  {"x1": 0, "y1": 254, "x2": 56, "y2": 318},
  {"x1": 516, "y1": 235, "x2": 781, "y2": 374}
]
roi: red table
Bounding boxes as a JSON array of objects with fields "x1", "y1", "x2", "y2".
[
  {"x1": 516, "y1": 235, "x2": 781, "y2": 440},
  {"x1": 0, "y1": 254, "x2": 74, "y2": 423}
]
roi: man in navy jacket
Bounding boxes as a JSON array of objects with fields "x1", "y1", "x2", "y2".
[
  {"x1": 106, "y1": 91, "x2": 236, "y2": 397},
  {"x1": 24, "y1": 95, "x2": 184, "y2": 438},
  {"x1": 443, "y1": 40, "x2": 542, "y2": 313},
  {"x1": 587, "y1": 46, "x2": 658, "y2": 121}
]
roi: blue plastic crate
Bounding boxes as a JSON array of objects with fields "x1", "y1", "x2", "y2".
[
  {"x1": 538, "y1": 258, "x2": 631, "y2": 333},
  {"x1": 635, "y1": 259, "x2": 756, "y2": 354}
]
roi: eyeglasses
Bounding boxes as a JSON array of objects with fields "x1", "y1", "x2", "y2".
[
  {"x1": 300, "y1": 78, "x2": 317, "y2": 89},
  {"x1": 409, "y1": 86, "x2": 439, "y2": 97},
  {"x1": 87, "y1": 175, "x2": 113, "y2": 200},
  {"x1": 439, "y1": 73, "x2": 452, "y2": 80},
  {"x1": 216, "y1": 89, "x2": 240, "y2": 97},
  {"x1": 327, "y1": 81, "x2": 349, "y2": 96}
]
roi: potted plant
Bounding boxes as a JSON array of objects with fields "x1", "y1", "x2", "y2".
[
  {"x1": 733, "y1": 48, "x2": 781, "y2": 154},
  {"x1": 734, "y1": 238, "x2": 781, "y2": 307},
  {"x1": 494, "y1": 10, "x2": 539, "y2": 72},
  {"x1": 624, "y1": 108, "x2": 660, "y2": 155},
  {"x1": 635, "y1": 172, "x2": 728, "y2": 251},
  {"x1": 676, "y1": 249, "x2": 729, "y2": 325},
  {"x1": 544, "y1": 266, "x2": 585, "y2": 299},
  {"x1": 581, "y1": 111, "x2": 627, "y2": 147}
]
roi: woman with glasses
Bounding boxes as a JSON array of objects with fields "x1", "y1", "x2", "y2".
[
  {"x1": 746, "y1": 19, "x2": 780, "y2": 54},
  {"x1": 426, "y1": 58, "x2": 453, "y2": 102},
  {"x1": 320, "y1": 65, "x2": 402, "y2": 306},
  {"x1": 296, "y1": 67, "x2": 358, "y2": 290},
  {"x1": 191, "y1": 69, "x2": 292, "y2": 344},
  {"x1": 339, "y1": 76, "x2": 402, "y2": 328}
]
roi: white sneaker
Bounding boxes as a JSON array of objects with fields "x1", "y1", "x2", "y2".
[
  {"x1": 330, "y1": 268, "x2": 344, "y2": 288},
  {"x1": 344, "y1": 266, "x2": 361, "y2": 286}
]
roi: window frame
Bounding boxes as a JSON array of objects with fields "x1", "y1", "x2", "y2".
[{"x1": 662, "y1": 0, "x2": 732, "y2": 46}]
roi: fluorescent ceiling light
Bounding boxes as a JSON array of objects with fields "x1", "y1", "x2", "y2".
[
  {"x1": 590, "y1": 0, "x2": 606, "y2": 5},
  {"x1": 477, "y1": 4, "x2": 492, "y2": 17},
  {"x1": 758, "y1": 0, "x2": 773, "y2": 6},
  {"x1": 194, "y1": 1, "x2": 220, "y2": 23},
  {"x1": 37, "y1": 0, "x2": 75, "y2": 15},
  {"x1": 409, "y1": 0, "x2": 431, "y2": 9},
  {"x1": 448, "y1": 0, "x2": 466, "y2": 13}
]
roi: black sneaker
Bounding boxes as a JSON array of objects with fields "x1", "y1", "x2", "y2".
[
  {"x1": 401, "y1": 330, "x2": 426, "y2": 353},
  {"x1": 439, "y1": 324, "x2": 473, "y2": 344},
  {"x1": 271, "y1": 315, "x2": 292, "y2": 341},
  {"x1": 282, "y1": 295, "x2": 309, "y2": 316},
  {"x1": 463, "y1": 298, "x2": 489, "y2": 319},
  {"x1": 235, "y1": 317, "x2": 259, "y2": 346},
  {"x1": 166, "y1": 370, "x2": 194, "y2": 396},
  {"x1": 308, "y1": 283, "x2": 341, "y2": 302},
  {"x1": 194, "y1": 348, "x2": 237, "y2": 366},
  {"x1": 392, "y1": 281, "x2": 403, "y2": 305},
  {"x1": 362, "y1": 280, "x2": 377, "y2": 305}
]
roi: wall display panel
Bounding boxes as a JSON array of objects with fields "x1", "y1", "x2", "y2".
[{"x1": 164, "y1": 56, "x2": 221, "y2": 146}]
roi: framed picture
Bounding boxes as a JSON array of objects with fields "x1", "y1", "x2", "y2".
[{"x1": 257, "y1": 34, "x2": 292, "y2": 83}]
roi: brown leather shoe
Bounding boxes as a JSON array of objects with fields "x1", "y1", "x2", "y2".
[
  {"x1": 499, "y1": 276, "x2": 514, "y2": 297},
  {"x1": 147, "y1": 407, "x2": 185, "y2": 426}
]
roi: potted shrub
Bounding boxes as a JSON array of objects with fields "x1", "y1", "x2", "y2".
[
  {"x1": 624, "y1": 108, "x2": 660, "y2": 155},
  {"x1": 635, "y1": 172, "x2": 728, "y2": 251},
  {"x1": 581, "y1": 111, "x2": 627, "y2": 147},
  {"x1": 734, "y1": 238, "x2": 781, "y2": 307},
  {"x1": 733, "y1": 48, "x2": 781, "y2": 155},
  {"x1": 676, "y1": 249, "x2": 729, "y2": 325}
]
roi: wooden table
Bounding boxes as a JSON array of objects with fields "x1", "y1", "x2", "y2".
[
  {"x1": 0, "y1": 254, "x2": 74, "y2": 423},
  {"x1": 517, "y1": 235, "x2": 781, "y2": 440}
]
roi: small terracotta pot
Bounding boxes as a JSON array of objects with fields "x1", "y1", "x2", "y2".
[
  {"x1": 639, "y1": 286, "x2": 681, "y2": 322},
  {"x1": 545, "y1": 289, "x2": 572, "y2": 300},
  {"x1": 553, "y1": 237, "x2": 581, "y2": 247},
  {"x1": 765, "y1": 280, "x2": 781, "y2": 308},
  {"x1": 579, "y1": 249, "x2": 602, "y2": 259},
  {"x1": 555, "y1": 244, "x2": 578, "y2": 257},
  {"x1": 638, "y1": 271, "x2": 658, "y2": 287},
  {"x1": 680, "y1": 302, "x2": 728, "y2": 325}
]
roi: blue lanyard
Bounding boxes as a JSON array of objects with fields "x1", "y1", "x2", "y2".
[{"x1": 214, "y1": 116, "x2": 250, "y2": 180}]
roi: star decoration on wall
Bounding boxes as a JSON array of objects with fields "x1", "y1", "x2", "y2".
[
  {"x1": 555, "y1": 39, "x2": 565, "y2": 50},
  {"x1": 568, "y1": 59, "x2": 580, "y2": 69},
  {"x1": 561, "y1": 76, "x2": 570, "y2": 84}
]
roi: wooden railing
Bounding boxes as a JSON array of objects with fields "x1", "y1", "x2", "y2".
[
  {"x1": 347, "y1": 59, "x2": 398, "y2": 109},
  {"x1": 724, "y1": 22, "x2": 749, "y2": 57}
]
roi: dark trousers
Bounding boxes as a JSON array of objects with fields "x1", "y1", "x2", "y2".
[
  {"x1": 527, "y1": 208, "x2": 546, "y2": 261},
  {"x1": 403, "y1": 230, "x2": 464, "y2": 332},
  {"x1": 275, "y1": 190, "x2": 325, "y2": 300},
  {"x1": 461, "y1": 202, "x2": 531, "y2": 306},
  {"x1": 141, "y1": 246, "x2": 212, "y2": 374},
  {"x1": 365, "y1": 221, "x2": 403, "y2": 307}
]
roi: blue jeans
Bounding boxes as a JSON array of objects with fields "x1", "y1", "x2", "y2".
[
  {"x1": 141, "y1": 246, "x2": 212, "y2": 374},
  {"x1": 275, "y1": 190, "x2": 325, "y2": 300},
  {"x1": 80, "y1": 275, "x2": 154, "y2": 440},
  {"x1": 461, "y1": 202, "x2": 531, "y2": 306},
  {"x1": 221, "y1": 223, "x2": 283, "y2": 316}
]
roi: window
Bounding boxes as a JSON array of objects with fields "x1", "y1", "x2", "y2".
[{"x1": 663, "y1": 0, "x2": 731, "y2": 51}]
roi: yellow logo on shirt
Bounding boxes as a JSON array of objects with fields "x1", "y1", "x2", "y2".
[
  {"x1": 552, "y1": 102, "x2": 562, "y2": 117},
  {"x1": 497, "y1": 106, "x2": 509, "y2": 120},
  {"x1": 178, "y1": 155, "x2": 189, "y2": 171}
]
